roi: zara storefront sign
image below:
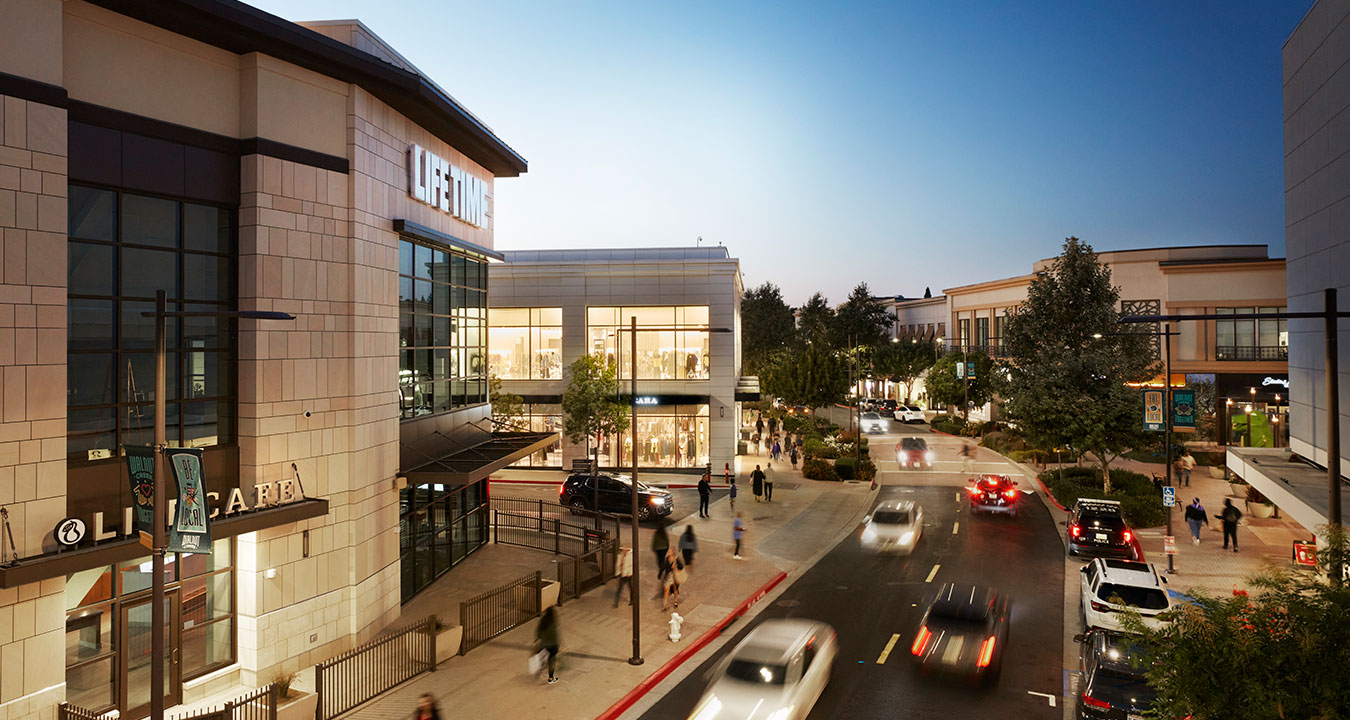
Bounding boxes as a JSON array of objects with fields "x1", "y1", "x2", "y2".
[
  {"x1": 635, "y1": 396, "x2": 659, "y2": 406},
  {"x1": 408, "y1": 144, "x2": 488, "y2": 229}
]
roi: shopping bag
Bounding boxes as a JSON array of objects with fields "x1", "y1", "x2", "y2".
[{"x1": 528, "y1": 648, "x2": 548, "y2": 676}]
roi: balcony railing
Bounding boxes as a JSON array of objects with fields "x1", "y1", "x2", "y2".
[
  {"x1": 1216, "y1": 345, "x2": 1288, "y2": 361},
  {"x1": 951, "y1": 344, "x2": 1005, "y2": 358}
]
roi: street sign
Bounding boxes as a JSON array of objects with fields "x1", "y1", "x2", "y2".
[
  {"x1": 1143, "y1": 390, "x2": 1164, "y2": 432},
  {"x1": 1173, "y1": 389, "x2": 1196, "y2": 429},
  {"x1": 1293, "y1": 540, "x2": 1317, "y2": 567},
  {"x1": 1163, "y1": 535, "x2": 1177, "y2": 555},
  {"x1": 1162, "y1": 486, "x2": 1176, "y2": 507}
]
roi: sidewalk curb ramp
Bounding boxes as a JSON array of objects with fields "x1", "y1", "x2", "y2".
[{"x1": 593, "y1": 571, "x2": 789, "y2": 720}]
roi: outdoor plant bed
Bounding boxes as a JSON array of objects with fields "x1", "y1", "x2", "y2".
[
  {"x1": 276, "y1": 690, "x2": 317, "y2": 720},
  {"x1": 1038, "y1": 466, "x2": 1168, "y2": 528}
]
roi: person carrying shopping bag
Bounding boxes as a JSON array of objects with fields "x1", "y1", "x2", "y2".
[
  {"x1": 612, "y1": 546, "x2": 634, "y2": 607},
  {"x1": 534, "y1": 607, "x2": 561, "y2": 684}
]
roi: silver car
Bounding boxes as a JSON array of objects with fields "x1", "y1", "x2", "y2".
[
  {"x1": 860, "y1": 411, "x2": 885, "y2": 434},
  {"x1": 687, "y1": 619, "x2": 838, "y2": 720},
  {"x1": 861, "y1": 501, "x2": 924, "y2": 554}
]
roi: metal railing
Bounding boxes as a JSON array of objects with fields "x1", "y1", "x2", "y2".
[
  {"x1": 558, "y1": 536, "x2": 618, "y2": 602},
  {"x1": 315, "y1": 616, "x2": 436, "y2": 720},
  {"x1": 459, "y1": 571, "x2": 544, "y2": 654},
  {"x1": 492, "y1": 495, "x2": 621, "y2": 556},
  {"x1": 60, "y1": 685, "x2": 279, "y2": 720},
  {"x1": 58, "y1": 705, "x2": 109, "y2": 720},
  {"x1": 1215, "y1": 345, "x2": 1288, "y2": 361}
]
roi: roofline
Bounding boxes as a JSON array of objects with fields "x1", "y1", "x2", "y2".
[
  {"x1": 1284, "y1": 0, "x2": 1327, "y2": 49},
  {"x1": 84, "y1": 0, "x2": 528, "y2": 177},
  {"x1": 1036, "y1": 243, "x2": 1271, "y2": 266},
  {"x1": 944, "y1": 274, "x2": 1036, "y2": 296}
]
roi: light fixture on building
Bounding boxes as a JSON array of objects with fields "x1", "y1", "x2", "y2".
[{"x1": 265, "y1": 568, "x2": 278, "y2": 579}]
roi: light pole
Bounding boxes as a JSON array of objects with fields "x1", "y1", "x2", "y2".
[
  {"x1": 628, "y1": 315, "x2": 642, "y2": 666},
  {"x1": 145, "y1": 290, "x2": 293, "y2": 720}
]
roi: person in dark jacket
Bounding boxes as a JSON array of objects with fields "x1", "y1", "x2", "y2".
[
  {"x1": 751, "y1": 464, "x2": 765, "y2": 502},
  {"x1": 697, "y1": 470, "x2": 711, "y2": 518},
  {"x1": 679, "y1": 525, "x2": 698, "y2": 566},
  {"x1": 535, "y1": 607, "x2": 560, "y2": 684},
  {"x1": 415, "y1": 693, "x2": 441, "y2": 720},
  {"x1": 1183, "y1": 498, "x2": 1208, "y2": 544},
  {"x1": 652, "y1": 526, "x2": 671, "y2": 580},
  {"x1": 1216, "y1": 498, "x2": 1243, "y2": 552}
]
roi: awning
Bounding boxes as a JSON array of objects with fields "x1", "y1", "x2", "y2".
[
  {"x1": 402, "y1": 431, "x2": 559, "y2": 484},
  {"x1": 1226, "y1": 447, "x2": 1349, "y2": 539},
  {"x1": 735, "y1": 376, "x2": 761, "y2": 402}
]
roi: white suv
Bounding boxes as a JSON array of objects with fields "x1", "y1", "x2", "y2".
[
  {"x1": 894, "y1": 405, "x2": 926, "y2": 424},
  {"x1": 1079, "y1": 558, "x2": 1172, "y2": 633}
]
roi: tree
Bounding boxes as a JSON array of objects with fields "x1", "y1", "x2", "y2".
[
  {"x1": 741, "y1": 282, "x2": 797, "y2": 376},
  {"x1": 1000, "y1": 237, "x2": 1157, "y2": 492},
  {"x1": 561, "y1": 355, "x2": 630, "y2": 457},
  {"x1": 1119, "y1": 526, "x2": 1350, "y2": 719},
  {"x1": 923, "y1": 286, "x2": 932, "y2": 299},
  {"x1": 925, "y1": 350, "x2": 995, "y2": 418},
  {"x1": 761, "y1": 344, "x2": 849, "y2": 409},
  {"x1": 873, "y1": 340, "x2": 937, "y2": 402},
  {"x1": 833, "y1": 282, "x2": 893, "y2": 350},
  {"x1": 489, "y1": 374, "x2": 525, "y2": 430},
  {"x1": 796, "y1": 292, "x2": 835, "y2": 349}
]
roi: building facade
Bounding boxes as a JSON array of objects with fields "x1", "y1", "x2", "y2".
[
  {"x1": 0, "y1": 2, "x2": 539, "y2": 718},
  {"x1": 488, "y1": 247, "x2": 750, "y2": 474}
]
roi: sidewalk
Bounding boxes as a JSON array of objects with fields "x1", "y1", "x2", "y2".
[{"x1": 344, "y1": 459, "x2": 874, "y2": 720}]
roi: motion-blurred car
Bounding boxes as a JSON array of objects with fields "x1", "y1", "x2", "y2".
[
  {"x1": 860, "y1": 412, "x2": 885, "y2": 434},
  {"x1": 895, "y1": 437, "x2": 934, "y2": 469},
  {"x1": 910, "y1": 583, "x2": 1010, "y2": 685},
  {"x1": 1067, "y1": 499, "x2": 1139, "y2": 559},
  {"x1": 894, "y1": 405, "x2": 926, "y2": 423},
  {"x1": 1074, "y1": 629, "x2": 1157, "y2": 720},
  {"x1": 967, "y1": 474, "x2": 1020, "y2": 517},
  {"x1": 784, "y1": 405, "x2": 811, "y2": 416},
  {"x1": 558, "y1": 473, "x2": 672, "y2": 521},
  {"x1": 687, "y1": 619, "x2": 838, "y2": 720},
  {"x1": 1079, "y1": 558, "x2": 1172, "y2": 633},
  {"x1": 861, "y1": 501, "x2": 924, "y2": 554}
]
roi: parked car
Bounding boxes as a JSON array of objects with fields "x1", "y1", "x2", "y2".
[
  {"x1": 687, "y1": 619, "x2": 838, "y2": 720},
  {"x1": 894, "y1": 405, "x2": 927, "y2": 423},
  {"x1": 1074, "y1": 629, "x2": 1157, "y2": 720},
  {"x1": 876, "y1": 399, "x2": 898, "y2": 414},
  {"x1": 558, "y1": 473, "x2": 673, "y2": 520},
  {"x1": 1079, "y1": 558, "x2": 1172, "y2": 633},
  {"x1": 1067, "y1": 499, "x2": 1138, "y2": 559},
  {"x1": 861, "y1": 501, "x2": 924, "y2": 554},
  {"x1": 967, "y1": 474, "x2": 1020, "y2": 517},
  {"x1": 895, "y1": 437, "x2": 934, "y2": 469},
  {"x1": 910, "y1": 583, "x2": 1010, "y2": 685},
  {"x1": 860, "y1": 411, "x2": 885, "y2": 434}
]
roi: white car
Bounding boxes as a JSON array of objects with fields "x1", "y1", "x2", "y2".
[
  {"x1": 894, "y1": 405, "x2": 926, "y2": 424},
  {"x1": 688, "y1": 619, "x2": 837, "y2": 720},
  {"x1": 861, "y1": 501, "x2": 924, "y2": 554},
  {"x1": 1079, "y1": 558, "x2": 1172, "y2": 633},
  {"x1": 860, "y1": 412, "x2": 885, "y2": 434}
]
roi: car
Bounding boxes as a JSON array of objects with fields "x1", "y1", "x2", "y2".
[
  {"x1": 860, "y1": 411, "x2": 885, "y2": 434},
  {"x1": 876, "y1": 399, "x2": 899, "y2": 414},
  {"x1": 1079, "y1": 558, "x2": 1172, "y2": 633},
  {"x1": 894, "y1": 405, "x2": 927, "y2": 423},
  {"x1": 1067, "y1": 499, "x2": 1139, "y2": 559},
  {"x1": 558, "y1": 473, "x2": 673, "y2": 520},
  {"x1": 1074, "y1": 629, "x2": 1157, "y2": 720},
  {"x1": 784, "y1": 404, "x2": 811, "y2": 416},
  {"x1": 895, "y1": 437, "x2": 934, "y2": 469},
  {"x1": 861, "y1": 501, "x2": 924, "y2": 554},
  {"x1": 910, "y1": 583, "x2": 1010, "y2": 685},
  {"x1": 686, "y1": 619, "x2": 838, "y2": 720},
  {"x1": 967, "y1": 474, "x2": 1020, "y2": 517}
]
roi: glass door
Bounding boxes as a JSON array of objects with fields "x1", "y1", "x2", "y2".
[{"x1": 121, "y1": 590, "x2": 181, "y2": 719}]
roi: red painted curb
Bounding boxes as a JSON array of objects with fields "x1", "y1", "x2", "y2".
[
  {"x1": 488, "y1": 478, "x2": 564, "y2": 485},
  {"x1": 593, "y1": 570, "x2": 789, "y2": 720},
  {"x1": 1033, "y1": 474, "x2": 1068, "y2": 512}
]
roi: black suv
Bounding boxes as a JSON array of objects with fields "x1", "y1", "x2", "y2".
[
  {"x1": 1074, "y1": 629, "x2": 1156, "y2": 719},
  {"x1": 1067, "y1": 499, "x2": 1138, "y2": 559},
  {"x1": 558, "y1": 473, "x2": 673, "y2": 520},
  {"x1": 968, "y1": 474, "x2": 1020, "y2": 517}
]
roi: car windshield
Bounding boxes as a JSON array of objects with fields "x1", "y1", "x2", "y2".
[
  {"x1": 863, "y1": 412, "x2": 880, "y2": 419},
  {"x1": 1089, "y1": 670, "x2": 1157, "y2": 707},
  {"x1": 1099, "y1": 583, "x2": 1168, "y2": 610},
  {"x1": 613, "y1": 476, "x2": 650, "y2": 491},
  {"x1": 725, "y1": 659, "x2": 787, "y2": 685},
  {"x1": 873, "y1": 510, "x2": 911, "y2": 524},
  {"x1": 901, "y1": 439, "x2": 928, "y2": 451}
]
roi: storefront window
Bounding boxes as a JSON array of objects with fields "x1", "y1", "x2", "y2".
[
  {"x1": 586, "y1": 306, "x2": 710, "y2": 380},
  {"x1": 488, "y1": 308, "x2": 562, "y2": 379},
  {"x1": 501, "y1": 404, "x2": 563, "y2": 466},
  {"x1": 399, "y1": 239, "x2": 490, "y2": 418},
  {"x1": 400, "y1": 481, "x2": 489, "y2": 602},
  {"x1": 606, "y1": 405, "x2": 709, "y2": 468},
  {"x1": 1217, "y1": 307, "x2": 1287, "y2": 360}
]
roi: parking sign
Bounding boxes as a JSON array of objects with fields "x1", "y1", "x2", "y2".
[{"x1": 1162, "y1": 486, "x2": 1176, "y2": 507}]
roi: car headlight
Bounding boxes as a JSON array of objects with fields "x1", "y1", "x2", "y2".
[
  {"x1": 861, "y1": 526, "x2": 877, "y2": 542},
  {"x1": 687, "y1": 695, "x2": 722, "y2": 720},
  {"x1": 900, "y1": 531, "x2": 914, "y2": 545},
  {"x1": 650, "y1": 496, "x2": 666, "y2": 505},
  {"x1": 925, "y1": 451, "x2": 935, "y2": 461},
  {"x1": 765, "y1": 706, "x2": 796, "y2": 720}
]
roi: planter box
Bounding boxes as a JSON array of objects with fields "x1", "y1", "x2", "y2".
[
  {"x1": 276, "y1": 691, "x2": 317, "y2": 720},
  {"x1": 541, "y1": 579, "x2": 560, "y2": 609},
  {"x1": 1246, "y1": 501, "x2": 1275, "y2": 519},
  {"x1": 1208, "y1": 466, "x2": 1227, "y2": 479},
  {"x1": 435, "y1": 625, "x2": 462, "y2": 664}
]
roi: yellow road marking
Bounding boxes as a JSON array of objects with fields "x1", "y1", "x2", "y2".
[
  {"x1": 925, "y1": 564, "x2": 940, "y2": 583},
  {"x1": 875, "y1": 633, "x2": 901, "y2": 664},
  {"x1": 952, "y1": 521, "x2": 959, "y2": 534}
]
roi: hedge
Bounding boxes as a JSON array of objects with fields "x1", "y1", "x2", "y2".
[
  {"x1": 803, "y1": 437, "x2": 839, "y2": 459},
  {"x1": 931, "y1": 414, "x2": 967, "y2": 435},
  {"x1": 802, "y1": 456, "x2": 839, "y2": 481},
  {"x1": 1039, "y1": 466, "x2": 1169, "y2": 528},
  {"x1": 835, "y1": 456, "x2": 857, "y2": 480}
]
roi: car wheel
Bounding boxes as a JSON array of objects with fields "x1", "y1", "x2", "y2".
[
  {"x1": 568, "y1": 497, "x2": 587, "y2": 515},
  {"x1": 638, "y1": 505, "x2": 652, "y2": 521}
]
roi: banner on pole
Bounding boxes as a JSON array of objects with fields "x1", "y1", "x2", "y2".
[
  {"x1": 166, "y1": 448, "x2": 211, "y2": 554},
  {"x1": 1172, "y1": 389, "x2": 1196, "y2": 430},
  {"x1": 956, "y1": 362, "x2": 965, "y2": 380},
  {"x1": 123, "y1": 446, "x2": 156, "y2": 534},
  {"x1": 966, "y1": 362, "x2": 976, "y2": 380},
  {"x1": 1143, "y1": 390, "x2": 1164, "y2": 432}
]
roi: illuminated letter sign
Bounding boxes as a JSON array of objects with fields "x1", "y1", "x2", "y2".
[
  {"x1": 408, "y1": 144, "x2": 489, "y2": 228},
  {"x1": 635, "y1": 396, "x2": 659, "y2": 406}
]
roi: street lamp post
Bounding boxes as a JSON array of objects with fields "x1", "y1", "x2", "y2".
[{"x1": 628, "y1": 316, "x2": 642, "y2": 666}]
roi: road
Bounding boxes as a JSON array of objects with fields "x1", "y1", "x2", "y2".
[{"x1": 639, "y1": 422, "x2": 1067, "y2": 720}]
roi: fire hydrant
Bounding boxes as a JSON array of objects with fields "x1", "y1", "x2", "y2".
[{"x1": 668, "y1": 612, "x2": 684, "y2": 642}]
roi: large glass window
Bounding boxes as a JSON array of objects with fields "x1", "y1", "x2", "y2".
[
  {"x1": 975, "y1": 317, "x2": 990, "y2": 347},
  {"x1": 586, "y1": 306, "x2": 710, "y2": 380},
  {"x1": 398, "y1": 239, "x2": 490, "y2": 418},
  {"x1": 1217, "y1": 306, "x2": 1287, "y2": 360},
  {"x1": 602, "y1": 404, "x2": 709, "y2": 468},
  {"x1": 400, "y1": 480, "x2": 489, "y2": 602},
  {"x1": 500, "y1": 404, "x2": 563, "y2": 467},
  {"x1": 488, "y1": 308, "x2": 562, "y2": 380},
  {"x1": 67, "y1": 186, "x2": 237, "y2": 461}
]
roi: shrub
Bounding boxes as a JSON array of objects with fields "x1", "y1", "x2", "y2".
[
  {"x1": 803, "y1": 437, "x2": 838, "y2": 459},
  {"x1": 855, "y1": 456, "x2": 877, "y2": 484},
  {"x1": 802, "y1": 456, "x2": 839, "y2": 482},
  {"x1": 835, "y1": 456, "x2": 857, "y2": 480},
  {"x1": 1038, "y1": 466, "x2": 1170, "y2": 528},
  {"x1": 1008, "y1": 449, "x2": 1050, "y2": 465},
  {"x1": 980, "y1": 431, "x2": 1016, "y2": 455},
  {"x1": 931, "y1": 414, "x2": 967, "y2": 435},
  {"x1": 1117, "y1": 494, "x2": 1168, "y2": 529}
]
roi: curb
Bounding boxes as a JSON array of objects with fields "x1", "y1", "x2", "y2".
[
  {"x1": 594, "y1": 571, "x2": 788, "y2": 720},
  {"x1": 488, "y1": 478, "x2": 563, "y2": 485},
  {"x1": 1033, "y1": 473, "x2": 1068, "y2": 512}
]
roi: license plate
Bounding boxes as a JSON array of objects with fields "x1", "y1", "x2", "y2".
[{"x1": 1095, "y1": 533, "x2": 1108, "y2": 542}]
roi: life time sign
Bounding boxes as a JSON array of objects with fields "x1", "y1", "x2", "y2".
[{"x1": 408, "y1": 144, "x2": 489, "y2": 228}]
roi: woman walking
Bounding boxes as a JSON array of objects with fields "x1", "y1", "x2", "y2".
[
  {"x1": 535, "y1": 607, "x2": 561, "y2": 684},
  {"x1": 652, "y1": 526, "x2": 671, "y2": 581},
  {"x1": 732, "y1": 512, "x2": 745, "y2": 560},
  {"x1": 679, "y1": 525, "x2": 698, "y2": 566},
  {"x1": 1184, "y1": 498, "x2": 1208, "y2": 544},
  {"x1": 414, "y1": 694, "x2": 441, "y2": 720},
  {"x1": 663, "y1": 546, "x2": 686, "y2": 609}
]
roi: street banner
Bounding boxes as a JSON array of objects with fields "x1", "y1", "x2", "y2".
[
  {"x1": 1172, "y1": 389, "x2": 1196, "y2": 430},
  {"x1": 166, "y1": 448, "x2": 211, "y2": 554},
  {"x1": 956, "y1": 362, "x2": 965, "y2": 380},
  {"x1": 1162, "y1": 486, "x2": 1176, "y2": 507},
  {"x1": 1143, "y1": 390, "x2": 1164, "y2": 432},
  {"x1": 966, "y1": 362, "x2": 976, "y2": 379},
  {"x1": 1163, "y1": 536, "x2": 1177, "y2": 555},
  {"x1": 123, "y1": 446, "x2": 156, "y2": 534},
  {"x1": 1293, "y1": 540, "x2": 1317, "y2": 567}
]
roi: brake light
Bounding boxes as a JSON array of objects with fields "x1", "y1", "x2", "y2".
[
  {"x1": 967, "y1": 487, "x2": 981, "y2": 496},
  {"x1": 1091, "y1": 600, "x2": 1111, "y2": 613},
  {"x1": 1004, "y1": 489, "x2": 1017, "y2": 500},
  {"x1": 1081, "y1": 691, "x2": 1111, "y2": 710},
  {"x1": 911, "y1": 626, "x2": 932, "y2": 656},
  {"x1": 1070, "y1": 524, "x2": 1081, "y2": 538},
  {"x1": 559, "y1": 484, "x2": 566, "y2": 496},
  {"x1": 976, "y1": 636, "x2": 996, "y2": 668},
  {"x1": 1122, "y1": 530, "x2": 1132, "y2": 543}
]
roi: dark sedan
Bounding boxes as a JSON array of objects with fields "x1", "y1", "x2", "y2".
[
  {"x1": 910, "y1": 583, "x2": 1011, "y2": 685},
  {"x1": 1074, "y1": 629, "x2": 1157, "y2": 719},
  {"x1": 558, "y1": 473, "x2": 673, "y2": 520},
  {"x1": 968, "y1": 474, "x2": 1020, "y2": 517}
]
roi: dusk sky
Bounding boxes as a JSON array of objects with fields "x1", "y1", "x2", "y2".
[{"x1": 256, "y1": 0, "x2": 1312, "y2": 306}]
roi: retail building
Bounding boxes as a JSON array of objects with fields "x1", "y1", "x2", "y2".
[{"x1": 0, "y1": 2, "x2": 549, "y2": 718}]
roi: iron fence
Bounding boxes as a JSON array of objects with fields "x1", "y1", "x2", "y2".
[
  {"x1": 1216, "y1": 345, "x2": 1288, "y2": 361},
  {"x1": 459, "y1": 570, "x2": 543, "y2": 654},
  {"x1": 491, "y1": 495, "x2": 620, "y2": 556},
  {"x1": 315, "y1": 616, "x2": 436, "y2": 720},
  {"x1": 60, "y1": 685, "x2": 279, "y2": 720},
  {"x1": 58, "y1": 704, "x2": 108, "y2": 720},
  {"x1": 558, "y1": 536, "x2": 618, "y2": 602}
]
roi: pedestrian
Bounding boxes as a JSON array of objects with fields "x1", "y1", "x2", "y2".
[
  {"x1": 732, "y1": 512, "x2": 745, "y2": 560},
  {"x1": 764, "y1": 462, "x2": 775, "y2": 502},
  {"x1": 755, "y1": 413, "x2": 764, "y2": 440},
  {"x1": 663, "y1": 546, "x2": 686, "y2": 609},
  {"x1": 751, "y1": 464, "x2": 765, "y2": 502},
  {"x1": 1180, "y1": 451, "x2": 1196, "y2": 487},
  {"x1": 535, "y1": 606, "x2": 560, "y2": 684},
  {"x1": 697, "y1": 469, "x2": 711, "y2": 518},
  {"x1": 652, "y1": 525, "x2": 670, "y2": 580},
  {"x1": 415, "y1": 693, "x2": 441, "y2": 720},
  {"x1": 752, "y1": 432, "x2": 761, "y2": 455},
  {"x1": 612, "y1": 546, "x2": 634, "y2": 607},
  {"x1": 1183, "y1": 498, "x2": 1208, "y2": 544},
  {"x1": 724, "y1": 463, "x2": 732, "y2": 486},
  {"x1": 772, "y1": 438, "x2": 781, "y2": 462},
  {"x1": 1216, "y1": 498, "x2": 1243, "y2": 552},
  {"x1": 679, "y1": 525, "x2": 698, "y2": 566},
  {"x1": 728, "y1": 477, "x2": 737, "y2": 512},
  {"x1": 768, "y1": 415, "x2": 778, "y2": 436},
  {"x1": 960, "y1": 444, "x2": 974, "y2": 474},
  {"x1": 790, "y1": 444, "x2": 799, "y2": 470}
]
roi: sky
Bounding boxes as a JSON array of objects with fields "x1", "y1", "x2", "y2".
[{"x1": 254, "y1": 0, "x2": 1313, "y2": 306}]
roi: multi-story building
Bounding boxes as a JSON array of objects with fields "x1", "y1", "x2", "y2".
[
  {"x1": 487, "y1": 247, "x2": 754, "y2": 474},
  {"x1": 0, "y1": 3, "x2": 551, "y2": 718}
]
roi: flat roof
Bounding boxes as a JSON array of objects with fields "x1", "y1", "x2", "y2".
[
  {"x1": 1228, "y1": 446, "x2": 1350, "y2": 536},
  {"x1": 499, "y1": 247, "x2": 734, "y2": 263}
]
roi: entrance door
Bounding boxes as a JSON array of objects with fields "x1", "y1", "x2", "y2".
[{"x1": 121, "y1": 590, "x2": 181, "y2": 719}]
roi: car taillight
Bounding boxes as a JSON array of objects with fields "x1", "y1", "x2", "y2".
[
  {"x1": 1091, "y1": 600, "x2": 1111, "y2": 613},
  {"x1": 1070, "y1": 524, "x2": 1081, "y2": 538},
  {"x1": 1081, "y1": 691, "x2": 1111, "y2": 710},
  {"x1": 976, "y1": 636, "x2": 996, "y2": 668},
  {"x1": 911, "y1": 626, "x2": 932, "y2": 656},
  {"x1": 1004, "y1": 489, "x2": 1017, "y2": 500},
  {"x1": 967, "y1": 487, "x2": 981, "y2": 496},
  {"x1": 1122, "y1": 530, "x2": 1132, "y2": 543},
  {"x1": 559, "y1": 484, "x2": 566, "y2": 496}
]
